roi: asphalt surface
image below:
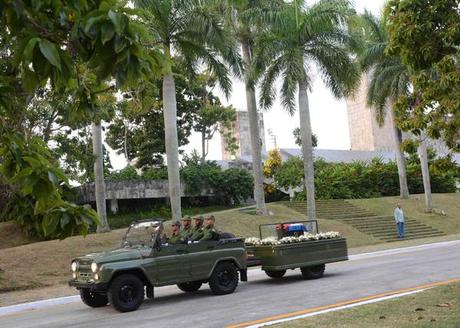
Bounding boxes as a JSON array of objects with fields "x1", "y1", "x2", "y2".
[{"x1": 1, "y1": 241, "x2": 460, "y2": 328}]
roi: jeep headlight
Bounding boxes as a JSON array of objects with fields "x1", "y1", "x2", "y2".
[
  {"x1": 71, "y1": 261, "x2": 78, "y2": 272},
  {"x1": 91, "y1": 262, "x2": 98, "y2": 273}
]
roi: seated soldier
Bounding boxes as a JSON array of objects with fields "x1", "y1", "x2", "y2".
[
  {"x1": 168, "y1": 221, "x2": 183, "y2": 244},
  {"x1": 180, "y1": 215, "x2": 193, "y2": 240},
  {"x1": 200, "y1": 215, "x2": 219, "y2": 241},
  {"x1": 189, "y1": 216, "x2": 204, "y2": 241}
]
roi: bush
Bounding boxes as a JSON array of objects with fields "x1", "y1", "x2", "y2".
[
  {"x1": 275, "y1": 156, "x2": 457, "y2": 200},
  {"x1": 106, "y1": 166, "x2": 140, "y2": 181}
]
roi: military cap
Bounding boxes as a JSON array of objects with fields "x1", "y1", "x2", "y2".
[
  {"x1": 181, "y1": 215, "x2": 192, "y2": 221},
  {"x1": 171, "y1": 220, "x2": 181, "y2": 226},
  {"x1": 206, "y1": 215, "x2": 216, "y2": 221},
  {"x1": 193, "y1": 216, "x2": 204, "y2": 221}
]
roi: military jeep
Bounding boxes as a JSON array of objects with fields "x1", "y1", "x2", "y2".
[{"x1": 69, "y1": 220, "x2": 247, "y2": 312}]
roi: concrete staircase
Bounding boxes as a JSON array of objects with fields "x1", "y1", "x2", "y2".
[{"x1": 282, "y1": 200, "x2": 445, "y2": 242}]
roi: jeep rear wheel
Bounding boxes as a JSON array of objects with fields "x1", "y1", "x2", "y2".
[
  {"x1": 265, "y1": 269, "x2": 286, "y2": 279},
  {"x1": 209, "y1": 262, "x2": 239, "y2": 295},
  {"x1": 301, "y1": 264, "x2": 325, "y2": 279},
  {"x1": 80, "y1": 289, "x2": 108, "y2": 308},
  {"x1": 177, "y1": 281, "x2": 202, "y2": 293},
  {"x1": 108, "y1": 274, "x2": 144, "y2": 312}
]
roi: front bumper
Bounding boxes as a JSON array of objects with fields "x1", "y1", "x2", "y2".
[{"x1": 68, "y1": 280, "x2": 108, "y2": 292}]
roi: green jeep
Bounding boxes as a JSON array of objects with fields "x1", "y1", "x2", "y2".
[{"x1": 69, "y1": 220, "x2": 247, "y2": 312}]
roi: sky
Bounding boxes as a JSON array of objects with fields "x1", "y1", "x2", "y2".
[{"x1": 109, "y1": 0, "x2": 386, "y2": 169}]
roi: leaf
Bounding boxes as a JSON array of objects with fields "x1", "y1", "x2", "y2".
[
  {"x1": 108, "y1": 10, "x2": 123, "y2": 34},
  {"x1": 24, "y1": 37, "x2": 41, "y2": 62},
  {"x1": 48, "y1": 170, "x2": 59, "y2": 187},
  {"x1": 101, "y1": 22, "x2": 115, "y2": 45},
  {"x1": 38, "y1": 40, "x2": 61, "y2": 70}
]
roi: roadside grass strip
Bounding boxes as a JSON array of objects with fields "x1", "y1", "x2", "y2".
[{"x1": 227, "y1": 277, "x2": 460, "y2": 328}]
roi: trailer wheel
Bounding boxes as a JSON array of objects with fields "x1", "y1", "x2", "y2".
[
  {"x1": 301, "y1": 264, "x2": 325, "y2": 279},
  {"x1": 265, "y1": 269, "x2": 286, "y2": 279},
  {"x1": 209, "y1": 262, "x2": 239, "y2": 295},
  {"x1": 177, "y1": 281, "x2": 202, "y2": 292},
  {"x1": 108, "y1": 274, "x2": 144, "y2": 312},
  {"x1": 80, "y1": 289, "x2": 108, "y2": 308}
]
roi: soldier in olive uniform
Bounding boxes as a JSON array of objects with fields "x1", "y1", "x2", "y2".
[
  {"x1": 200, "y1": 215, "x2": 219, "y2": 241},
  {"x1": 180, "y1": 215, "x2": 193, "y2": 240},
  {"x1": 168, "y1": 221, "x2": 182, "y2": 244},
  {"x1": 189, "y1": 216, "x2": 204, "y2": 241}
]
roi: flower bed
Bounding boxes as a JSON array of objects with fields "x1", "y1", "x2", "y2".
[{"x1": 244, "y1": 232, "x2": 341, "y2": 246}]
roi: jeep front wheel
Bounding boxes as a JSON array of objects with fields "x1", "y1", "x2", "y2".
[
  {"x1": 301, "y1": 264, "x2": 325, "y2": 279},
  {"x1": 108, "y1": 274, "x2": 144, "y2": 312},
  {"x1": 265, "y1": 269, "x2": 286, "y2": 279},
  {"x1": 177, "y1": 281, "x2": 202, "y2": 293},
  {"x1": 80, "y1": 289, "x2": 108, "y2": 308},
  {"x1": 209, "y1": 262, "x2": 239, "y2": 295}
]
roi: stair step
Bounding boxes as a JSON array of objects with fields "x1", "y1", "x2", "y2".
[
  {"x1": 371, "y1": 229, "x2": 442, "y2": 237},
  {"x1": 383, "y1": 233, "x2": 446, "y2": 242},
  {"x1": 356, "y1": 226, "x2": 436, "y2": 233},
  {"x1": 381, "y1": 231, "x2": 445, "y2": 239}
]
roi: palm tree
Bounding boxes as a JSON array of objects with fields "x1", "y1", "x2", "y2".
[
  {"x1": 357, "y1": 11, "x2": 410, "y2": 199},
  {"x1": 221, "y1": 1, "x2": 281, "y2": 215},
  {"x1": 256, "y1": 0, "x2": 359, "y2": 220},
  {"x1": 135, "y1": 0, "x2": 241, "y2": 220},
  {"x1": 92, "y1": 122, "x2": 110, "y2": 232}
]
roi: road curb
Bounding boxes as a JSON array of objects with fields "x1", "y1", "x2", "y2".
[{"x1": 0, "y1": 295, "x2": 80, "y2": 317}]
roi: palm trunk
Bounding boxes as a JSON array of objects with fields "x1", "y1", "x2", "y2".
[
  {"x1": 201, "y1": 130, "x2": 206, "y2": 164},
  {"x1": 163, "y1": 72, "x2": 182, "y2": 221},
  {"x1": 389, "y1": 109, "x2": 409, "y2": 199},
  {"x1": 242, "y1": 42, "x2": 267, "y2": 215},
  {"x1": 92, "y1": 122, "x2": 110, "y2": 233},
  {"x1": 417, "y1": 133, "x2": 432, "y2": 212},
  {"x1": 298, "y1": 79, "x2": 316, "y2": 220}
]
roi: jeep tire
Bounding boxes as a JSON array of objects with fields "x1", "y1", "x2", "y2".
[
  {"x1": 177, "y1": 281, "x2": 202, "y2": 293},
  {"x1": 209, "y1": 262, "x2": 239, "y2": 295},
  {"x1": 80, "y1": 289, "x2": 108, "y2": 308},
  {"x1": 301, "y1": 264, "x2": 325, "y2": 279},
  {"x1": 108, "y1": 274, "x2": 144, "y2": 312},
  {"x1": 265, "y1": 269, "x2": 286, "y2": 279}
]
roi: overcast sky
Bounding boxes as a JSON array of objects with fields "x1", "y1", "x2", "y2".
[{"x1": 109, "y1": 0, "x2": 386, "y2": 169}]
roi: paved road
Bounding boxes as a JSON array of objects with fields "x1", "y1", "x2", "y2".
[{"x1": 1, "y1": 241, "x2": 460, "y2": 328}]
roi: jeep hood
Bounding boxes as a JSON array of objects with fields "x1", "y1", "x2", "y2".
[{"x1": 78, "y1": 247, "x2": 149, "y2": 264}]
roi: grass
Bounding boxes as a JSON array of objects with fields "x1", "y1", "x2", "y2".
[{"x1": 272, "y1": 282, "x2": 460, "y2": 328}]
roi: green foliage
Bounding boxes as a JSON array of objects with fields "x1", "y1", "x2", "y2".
[
  {"x1": 106, "y1": 166, "x2": 140, "y2": 181},
  {"x1": 275, "y1": 156, "x2": 458, "y2": 200},
  {"x1": 386, "y1": 0, "x2": 460, "y2": 151},
  {"x1": 293, "y1": 128, "x2": 318, "y2": 148},
  {"x1": 0, "y1": 133, "x2": 98, "y2": 239}
]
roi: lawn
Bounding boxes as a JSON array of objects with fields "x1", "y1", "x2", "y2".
[{"x1": 272, "y1": 282, "x2": 460, "y2": 328}]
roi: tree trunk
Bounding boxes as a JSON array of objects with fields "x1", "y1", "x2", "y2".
[
  {"x1": 298, "y1": 79, "x2": 316, "y2": 220},
  {"x1": 92, "y1": 122, "x2": 110, "y2": 233},
  {"x1": 242, "y1": 42, "x2": 267, "y2": 215},
  {"x1": 389, "y1": 108, "x2": 409, "y2": 199},
  {"x1": 163, "y1": 72, "x2": 182, "y2": 221},
  {"x1": 417, "y1": 133, "x2": 432, "y2": 212},
  {"x1": 201, "y1": 130, "x2": 206, "y2": 164}
]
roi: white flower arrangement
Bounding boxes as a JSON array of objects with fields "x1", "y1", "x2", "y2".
[{"x1": 245, "y1": 231, "x2": 341, "y2": 246}]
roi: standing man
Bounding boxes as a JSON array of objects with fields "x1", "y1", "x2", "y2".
[
  {"x1": 180, "y1": 215, "x2": 192, "y2": 240},
  {"x1": 394, "y1": 203, "x2": 405, "y2": 238},
  {"x1": 200, "y1": 215, "x2": 219, "y2": 241},
  {"x1": 189, "y1": 216, "x2": 204, "y2": 241}
]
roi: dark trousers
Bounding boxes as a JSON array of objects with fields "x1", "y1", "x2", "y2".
[{"x1": 397, "y1": 222, "x2": 405, "y2": 238}]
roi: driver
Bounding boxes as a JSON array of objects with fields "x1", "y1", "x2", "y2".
[
  {"x1": 200, "y1": 215, "x2": 219, "y2": 241},
  {"x1": 189, "y1": 216, "x2": 204, "y2": 241},
  {"x1": 168, "y1": 221, "x2": 182, "y2": 244}
]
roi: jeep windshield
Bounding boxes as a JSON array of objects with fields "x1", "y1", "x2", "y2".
[{"x1": 122, "y1": 220, "x2": 163, "y2": 248}]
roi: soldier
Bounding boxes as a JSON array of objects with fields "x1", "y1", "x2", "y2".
[
  {"x1": 200, "y1": 215, "x2": 219, "y2": 241},
  {"x1": 168, "y1": 221, "x2": 182, "y2": 244},
  {"x1": 180, "y1": 215, "x2": 193, "y2": 240},
  {"x1": 189, "y1": 216, "x2": 204, "y2": 241}
]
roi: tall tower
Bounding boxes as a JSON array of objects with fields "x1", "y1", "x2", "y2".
[
  {"x1": 221, "y1": 110, "x2": 266, "y2": 160},
  {"x1": 345, "y1": 74, "x2": 397, "y2": 151}
]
